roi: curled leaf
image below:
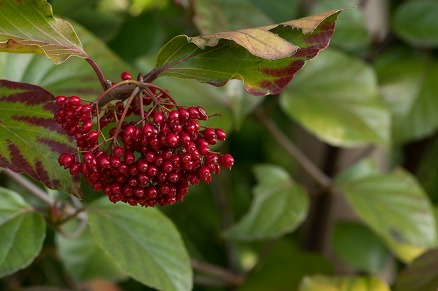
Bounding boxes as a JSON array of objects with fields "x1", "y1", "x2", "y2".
[
  {"x1": 0, "y1": 0, "x2": 88, "y2": 64},
  {"x1": 154, "y1": 10, "x2": 342, "y2": 96}
]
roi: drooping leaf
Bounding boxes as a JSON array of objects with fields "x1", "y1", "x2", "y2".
[
  {"x1": 0, "y1": 23, "x2": 131, "y2": 102},
  {"x1": 394, "y1": 248, "x2": 438, "y2": 291},
  {"x1": 0, "y1": 80, "x2": 80, "y2": 196},
  {"x1": 225, "y1": 164, "x2": 309, "y2": 240},
  {"x1": 192, "y1": 0, "x2": 273, "y2": 34},
  {"x1": 0, "y1": 0, "x2": 88, "y2": 64},
  {"x1": 0, "y1": 187, "x2": 46, "y2": 277},
  {"x1": 299, "y1": 275, "x2": 391, "y2": 291},
  {"x1": 88, "y1": 198, "x2": 192, "y2": 291},
  {"x1": 56, "y1": 222, "x2": 126, "y2": 282},
  {"x1": 332, "y1": 221, "x2": 390, "y2": 274},
  {"x1": 153, "y1": 10, "x2": 342, "y2": 96},
  {"x1": 393, "y1": 0, "x2": 438, "y2": 47},
  {"x1": 280, "y1": 48, "x2": 390, "y2": 147},
  {"x1": 336, "y1": 160, "x2": 436, "y2": 262},
  {"x1": 312, "y1": 0, "x2": 371, "y2": 51},
  {"x1": 375, "y1": 47, "x2": 438, "y2": 143}
]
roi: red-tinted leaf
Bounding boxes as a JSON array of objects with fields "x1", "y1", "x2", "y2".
[
  {"x1": 0, "y1": 80, "x2": 80, "y2": 197},
  {"x1": 153, "y1": 10, "x2": 342, "y2": 96}
]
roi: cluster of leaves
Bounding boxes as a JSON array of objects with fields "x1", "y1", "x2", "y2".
[{"x1": 1, "y1": 0, "x2": 438, "y2": 290}]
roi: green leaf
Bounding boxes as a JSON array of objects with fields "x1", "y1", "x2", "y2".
[
  {"x1": 192, "y1": 0, "x2": 273, "y2": 34},
  {"x1": 56, "y1": 223, "x2": 126, "y2": 282},
  {"x1": 225, "y1": 164, "x2": 309, "y2": 240},
  {"x1": 393, "y1": 0, "x2": 438, "y2": 47},
  {"x1": 394, "y1": 248, "x2": 438, "y2": 291},
  {"x1": 0, "y1": 187, "x2": 46, "y2": 277},
  {"x1": 0, "y1": 0, "x2": 88, "y2": 64},
  {"x1": 375, "y1": 47, "x2": 438, "y2": 143},
  {"x1": 312, "y1": 0, "x2": 371, "y2": 51},
  {"x1": 336, "y1": 160, "x2": 436, "y2": 261},
  {"x1": 153, "y1": 10, "x2": 342, "y2": 96},
  {"x1": 299, "y1": 275, "x2": 391, "y2": 291},
  {"x1": 280, "y1": 49, "x2": 390, "y2": 147},
  {"x1": 88, "y1": 198, "x2": 192, "y2": 291},
  {"x1": 0, "y1": 80, "x2": 80, "y2": 196},
  {"x1": 238, "y1": 240, "x2": 332, "y2": 291},
  {"x1": 0, "y1": 23, "x2": 131, "y2": 102},
  {"x1": 332, "y1": 221, "x2": 390, "y2": 274}
]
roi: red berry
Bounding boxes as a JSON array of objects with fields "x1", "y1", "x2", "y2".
[
  {"x1": 98, "y1": 155, "x2": 111, "y2": 169},
  {"x1": 146, "y1": 186, "x2": 158, "y2": 198},
  {"x1": 220, "y1": 154, "x2": 234, "y2": 169},
  {"x1": 153, "y1": 111, "x2": 165, "y2": 125},
  {"x1": 55, "y1": 96, "x2": 66, "y2": 106},
  {"x1": 187, "y1": 106, "x2": 199, "y2": 119},
  {"x1": 167, "y1": 133, "x2": 179, "y2": 147},
  {"x1": 113, "y1": 146, "x2": 124, "y2": 158},
  {"x1": 203, "y1": 128, "x2": 216, "y2": 140},
  {"x1": 121, "y1": 72, "x2": 132, "y2": 80},
  {"x1": 197, "y1": 106, "x2": 209, "y2": 120},
  {"x1": 88, "y1": 131, "x2": 99, "y2": 143},
  {"x1": 178, "y1": 107, "x2": 190, "y2": 121},
  {"x1": 124, "y1": 151, "x2": 135, "y2": 164}
]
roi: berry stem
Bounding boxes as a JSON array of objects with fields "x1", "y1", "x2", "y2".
[
  {"x1": 112, "y1": 87, "x2": 140, "y2": 145},
  {"x1": 139, "y1": 91, "x2": 146, "y2": 127},
  {"x1": 94, "y1": 79, "x2": 172, "y2": 109},
  {"x1": 254, "y1": 108, "x2": 332, "y2": 190},
  {"x1": 86, "y1": 58, "x2": 108, "y2": 91}
]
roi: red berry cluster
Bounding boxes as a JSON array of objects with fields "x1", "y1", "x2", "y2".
[{"x1": 55, "y1": 73, "x2": 234, "y2": 207}]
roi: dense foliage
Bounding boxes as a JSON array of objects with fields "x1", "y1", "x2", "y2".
[{"x1": 1, "y1": 0, "x2": 438, "y2": 290}]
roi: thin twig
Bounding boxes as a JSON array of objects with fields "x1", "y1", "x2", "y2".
[
  {"x1": 2, "y1": 169, "x2": 88, "y2": 237},
  {"x1": 254, "y1": 108, "x2": 332, "y2": 190},
  {"x1": 193, "y1": 275, "x2": 229, "y2": 287},
  {"x1": 3, "y1": 169, "x2": 54, "y2": 206},
  {"x1": 191, "y1": 259, "x2": 245, "y2": 286}
]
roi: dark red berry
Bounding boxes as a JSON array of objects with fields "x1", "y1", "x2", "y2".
[
  {"x1": 220, "y1": 154, "x2": 234, "y2": 169},
  {"x1": 121, "y1": 72, "x2": 132, "y2": 80}
]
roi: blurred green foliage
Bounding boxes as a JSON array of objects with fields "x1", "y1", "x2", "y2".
[{"x1": 2, "y1": 0, "x2": 438, "y2": 290}]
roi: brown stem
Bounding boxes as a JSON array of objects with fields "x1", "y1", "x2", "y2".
[
  {"x1": 86, "y1": 58, "x2": 108, "y2": 91},
  {"x1": 94, "y1": 80, "x2": 173, "y2": 108},
  {"x1": 111, "y1": 87, "x2": 140, "y2": 145},
  {"x1": 1, "y1": 169, "x2": 87, "y2": 237},
  {"x1": 191, "y1": 259, "x2": 245, "y2": 286},
  {"x1": 254, "y1": 108, "x2": 332, "y2": 190}
]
